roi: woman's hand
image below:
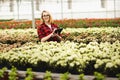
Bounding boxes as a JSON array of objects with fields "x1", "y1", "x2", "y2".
[
  {"x1": 53, "y1": 28, "x2": 57, "y2": 33},
  {"x1": 51, "y1": 28, "x2": 57, "y2": 37}
]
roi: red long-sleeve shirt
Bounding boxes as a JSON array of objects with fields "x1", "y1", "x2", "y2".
[{"x1": 37, "y1": 23, "x2": 60, "y2": 42}]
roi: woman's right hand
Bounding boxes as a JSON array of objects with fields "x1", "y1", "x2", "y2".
[
  {"x1": 53, "y1": 28, "x2": 57, "y2": 33},
  {"x1": 51, "y1": 28, "x2": 57, "y2": 37}
]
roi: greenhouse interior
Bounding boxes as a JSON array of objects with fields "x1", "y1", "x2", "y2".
[{"x1": 0, "y1": 0, "x2": 120, "y2": 80}]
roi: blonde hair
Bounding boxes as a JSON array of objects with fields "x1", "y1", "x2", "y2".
[{"x1": 41, "y1": 10, "x2": 54, "y2": 23}]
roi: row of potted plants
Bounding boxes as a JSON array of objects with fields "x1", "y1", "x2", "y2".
[
  {"x1": 0, "y1": 18, "x2": 120, "y2": 29},
  {"x1": 0, "y1": 67, "x2": 120, "y2": 80},
  {"x1": 62, "y1": 27, "x2": 120, "y2": 43},
  {"x1": 0, "y1": 27, "x2": 119, "y2": 44},
  {"x1": 0, "y1": 27, "x2": 119, "y2": 52},
  {"x1": 55, "y1": 18, "x2": 120, "y2": 28},
  {"x1": 0, "y1": 41, "x2": 120, "y2": 77}
]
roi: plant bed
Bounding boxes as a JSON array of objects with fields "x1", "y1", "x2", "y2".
[
  {"x1": 1, "y1": 69, "x2": 118, "y2": 80},
  {"x1": 0, "y1": 66, "x2": 119, "y2": 80},
  {"x1": 0, "y1": 41, "x2": 120, "y2": 77},
  {"x1": 0, "y1": 28, "x2": 120, "y2": 79}
]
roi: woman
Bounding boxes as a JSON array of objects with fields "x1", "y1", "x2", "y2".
[{"x1": 37, "y1": 10, "x2": 62, "y2": 42}]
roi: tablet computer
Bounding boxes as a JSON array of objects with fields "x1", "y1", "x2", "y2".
[{"x1": 54, "y1": 28, "x2": 63, "y2": 34}]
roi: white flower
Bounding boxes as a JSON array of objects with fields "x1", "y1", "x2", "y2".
[
  {"x1": 115, "y1": 59, "x2": 120, "y2": 65},
  {"x1": 70, "y1": 63, "x2": 74, "y2": 67},
  {"x1": 94, "y1": 64, "x2": 99, "y2": 69},
  {"x1": 106, "y1": 62, "x2": 114, "y2": 68}
]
